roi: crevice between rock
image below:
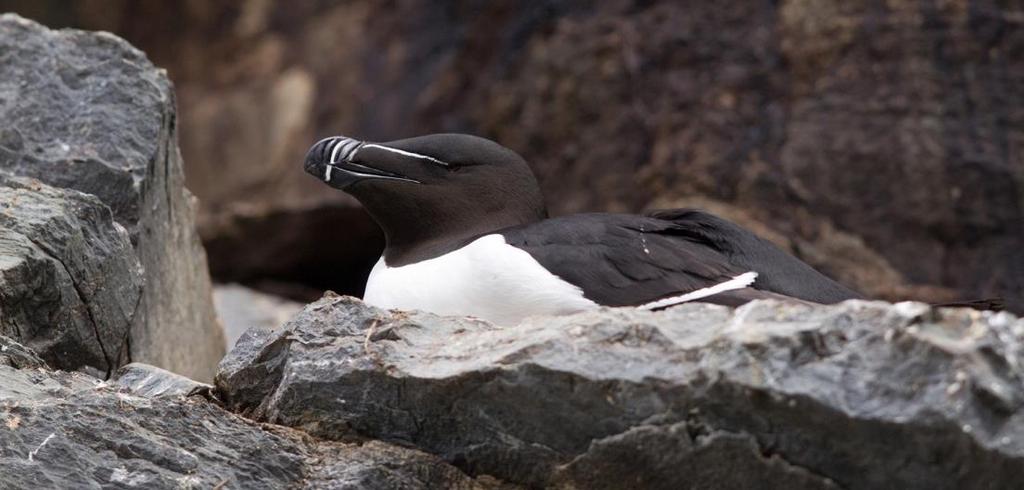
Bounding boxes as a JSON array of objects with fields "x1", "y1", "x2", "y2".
[{"x1": 24, "y1": 235, "x2": 115, "y2": 378}]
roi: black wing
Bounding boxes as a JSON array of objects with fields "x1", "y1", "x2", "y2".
[
  {"x1": 500, "y1": 210, "x2": 861, "y2": 306},
  {"x1": 500, "y1": 213, "x2": 752, "y2": 306},
  {"x1": 644, "y1": 209, "x2": 862, "y2": 303}
]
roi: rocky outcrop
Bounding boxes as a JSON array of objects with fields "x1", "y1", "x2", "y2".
[
  {"x1": 0, "y1": 14, "x2": 223, "y2": 380},
  {"x1": 0, "y1": 350, "x2": 494, "y2": 489},
  {"x1": 0, "y1": 174, "x2": 142, "y2": 377},
  {"x1": 0, "y1": 335, "x2": 45, "y2": 370},
  {"x1": 15, "y1": 0, "x2": 1019, "y2": 310},
  {"x1": 218, "y1": 294, "x2": 1024, "y2": 489}
]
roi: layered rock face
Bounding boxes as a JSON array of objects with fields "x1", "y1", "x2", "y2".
[
  {"x1": 8, "y1": 0, "x2": 1018, "y2": 309},
  {"x1": 0, "y1": 174, "x2": 142, "y2": 377},
  {"x1": 3, "y1": 296, "x2": 1020, "y2": 489},
  {"x1": 0, "y1": 14, "x2": 224, "y2": 380},
  {"x1": 218, "y1": 294, "x2": 1024, "y2": 489},
  {"x1": 0, "y1": 336, "x2": 486, "y2": 489}
]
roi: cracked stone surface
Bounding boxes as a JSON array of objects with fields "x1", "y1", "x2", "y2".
[
  {"x1": 0, "y1": 352, "x2": 498, "y2": 489},
  {"x1": 0, "y1": 335, "x2": 45, "y2": 370},
  {"x1": 218, "y1": 294, "x2": 1024, "y2": 489},
  {"x1": 0, "y1": 13, "x2": 223, "y2": 381},
  {"x1": 0, "y1": 173, "x2": 142, "y2": 377}
]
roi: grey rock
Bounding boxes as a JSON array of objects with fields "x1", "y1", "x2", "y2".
[
  {"x1": 0, "y1": 347, "x2": 494, "y2": 489},
  {"x1": 557, "y1": 422, "x2": 838, "y2": 490},
  {"x1": 217, "y1": 294, "x2": 1024, "y2": 489},
  {"x1": 303, "y1": 440, "x2": 502, "y2": 490},
  {"x1": 114, "y1": 362, "x2": 213, "y2": 398},
  {"x1": 0, "y1": 335, "x2": 45, "y2": 370},
  {"x1": 0, "y1": 364, "x2": 302, "y2": 489},
  {"x1": 0, "y1": 13, "x2": 223, "y2": 381},
  {"x1": 0, "y1": 174, "x2": 142, "y2": 377},
  {"x1": 214, "y1": 283, "x2": 304, "y2": 349}
]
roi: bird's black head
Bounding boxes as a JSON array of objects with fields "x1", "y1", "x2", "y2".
[{"x1": 303, "y1": 133, "x2": 547, "y2": 263}]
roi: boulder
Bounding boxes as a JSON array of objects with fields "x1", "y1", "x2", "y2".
[
  {"x1": 0, "y1": 349, "x2": 496, "y2": 489},
  {"x1": 0, "y1": 174, "x2": 142, "y2": 377},
  {"x1": 0, "y1": 14, "x2": 223, "y2": 380},
  {"x1": 218, "y1": 294, "x2": 1024, "y2": 489}
]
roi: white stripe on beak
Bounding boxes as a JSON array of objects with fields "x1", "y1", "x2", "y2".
[
  {"x1": 326, "y1": 137, "x2": 361, "y2": 182},
  {"x1": 330, "y1": 138, "x2": 361, "y2": 163}
]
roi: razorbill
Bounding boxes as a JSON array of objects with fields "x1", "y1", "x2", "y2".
[{"x1": 303, "y1": 133, "x2": 862, "y2": 324}]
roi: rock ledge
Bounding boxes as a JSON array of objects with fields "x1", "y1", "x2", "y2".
[{"x1": 218, "y1": 295, "x2": 1024, "y2": 489}]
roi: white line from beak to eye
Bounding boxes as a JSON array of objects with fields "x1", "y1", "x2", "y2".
[{"x1": 358, "y1": 144, "x2": 450, "y2": 167}]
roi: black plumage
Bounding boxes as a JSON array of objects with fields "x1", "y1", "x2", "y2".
[{"x1": 501, "y1": 209, "x2": 862, "y2": 306}]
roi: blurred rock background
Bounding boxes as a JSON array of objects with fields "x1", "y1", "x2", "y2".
[{"x1": 3, "y1": 0, "x2": 1021, "y2": 312}]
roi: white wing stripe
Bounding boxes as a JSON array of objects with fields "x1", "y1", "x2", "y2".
[{"x1": 637, "y1": 271, "x2": 758, "y2": 310}]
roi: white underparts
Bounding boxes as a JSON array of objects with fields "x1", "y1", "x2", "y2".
[
  {"x1": 363, "y1": 235, "x2": 760, "y2": 323},
  {"x1": 637, "y1": 271, "x2": 759, "y2": 310},
  {"x1": 357, "y1": 144, "x2": 450, "y2": 167},
  {"x1": 363, "y1": 234, "x2": 597, "y2": 325}
]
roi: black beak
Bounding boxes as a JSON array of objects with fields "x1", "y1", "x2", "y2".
[{"x1": 303, "y1": 136, "x2": 420, "y2": 189}]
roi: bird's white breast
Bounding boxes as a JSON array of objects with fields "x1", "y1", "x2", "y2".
[{"x1": 362, "y1": 234, "x2": 598, "y2": 325}]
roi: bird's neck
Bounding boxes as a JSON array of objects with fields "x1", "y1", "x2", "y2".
[{"x1": 366, "y1": 200, "x2": 546, "y2": 267}]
